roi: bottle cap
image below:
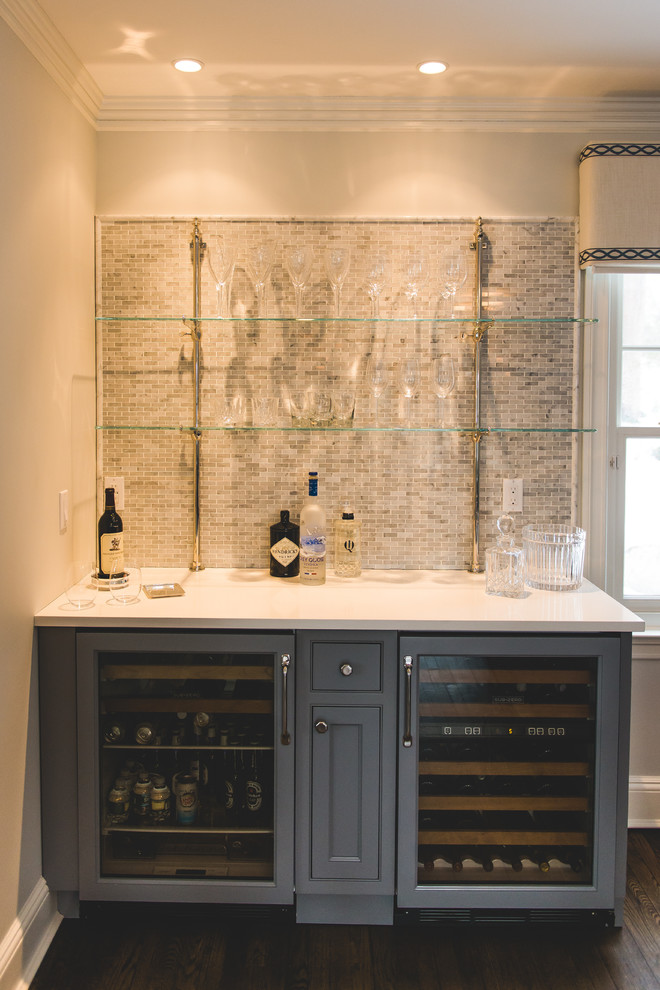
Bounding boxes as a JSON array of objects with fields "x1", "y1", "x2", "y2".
[
  {"x1": 280, "y1": 510, "x2": 290, "y2": 523},
  {"x1": 341, "y1": 504, "x2": 354, "y2": 519}
]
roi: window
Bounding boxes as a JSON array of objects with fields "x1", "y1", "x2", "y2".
[{"x1": 582, "y1": 268, "x2": 660, "y2": 621}]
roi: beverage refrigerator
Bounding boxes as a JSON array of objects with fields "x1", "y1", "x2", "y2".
[
  {"x1": 396, "y1": 634, "x2": 630, "y2": 926},
  {"x1": 74, "y1": 631, "x2": 295, "y2": 905}
]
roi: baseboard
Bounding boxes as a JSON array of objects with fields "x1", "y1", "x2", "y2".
[
  {"x1": 0, "y1": 878, "x2": 61, "y2": 990},
  {"x1": 628, "y1": 776, "x2": 660, "y2": 828}
]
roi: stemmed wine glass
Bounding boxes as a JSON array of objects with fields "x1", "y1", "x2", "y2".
[
  {"x1": 441, "y1": 255, "x2": 468, "y2": 317},
  {"x1": 363, "y1": 256, "x2": 390, "y2": 318},
  {"x1": 401, "y1": 253, "x2": 428, "y2": 318},
  {"x1": 431, "y1": 353, "x2": 455, "y2": 427},
  {"x1": 284, "y1": 244, "x2": 314, "y2": 319},
  {"x1": 245, "y1": 243, "x2": 275, "y2": 317},
  {"x1": 324, "y1": 245, "x2": 350, "y2": 317},
  {"x1": 365, "y1": 355, "x2": 389, "y2": 425},
  {"x1": 397, "y1": 357, "x2": 420, "y2": 426},
  {"x1": 208, "y1": 238, "x2": 236, "y2": 318}
]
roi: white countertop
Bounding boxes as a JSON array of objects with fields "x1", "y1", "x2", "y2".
[{"x1": 34, "y1": 568, "x2": 644, "y2": 633}]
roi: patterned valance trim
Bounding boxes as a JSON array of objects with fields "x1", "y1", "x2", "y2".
[
  {"x1": 580, "y1": 247, "x2": 660, "y2": 265},
  {"x1": 579, "y1": 144, "x2": 660, "y2": 163}
]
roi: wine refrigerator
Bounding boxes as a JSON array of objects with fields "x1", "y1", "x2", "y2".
[
  {"x1": 75, "y1": 631, "x2": 295, "y2": 904},
  {"x1": 396, "y1": 634, "x2": 630, "y2": 925}
]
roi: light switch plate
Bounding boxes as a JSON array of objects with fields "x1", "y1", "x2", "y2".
[{"x1": 58, "y1": 490, "x2": 69, "y2": 532}]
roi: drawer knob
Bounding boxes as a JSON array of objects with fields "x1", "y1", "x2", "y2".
[
  {"x1": 340, "y1": 663, "x2": 353, "y2": 677},
  {"x1": 315, "y1": 720, "x2": 329, "y2": 733}
]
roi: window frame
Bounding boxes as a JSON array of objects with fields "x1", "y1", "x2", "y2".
[{"x1": 581, "y1": 263, "x2": 660, "y2": 622}]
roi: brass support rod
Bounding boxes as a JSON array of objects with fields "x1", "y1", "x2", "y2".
[
  {"x1": 189, "y1": 220, "x2": 206, "y2": 571},
  {"x1": 468, "y1": 217, "x2": 487, "y2": 573}
]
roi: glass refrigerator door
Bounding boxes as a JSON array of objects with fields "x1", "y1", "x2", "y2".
[
  {"x1": 415, "y1": 653, "x2": 596, "y2": 884},
  {"x1": 397, "y1": 635, "x2": 625, "y2": 915},
  {"x1": 77, "y1": 632, "x2": 294, "y2": 903}
]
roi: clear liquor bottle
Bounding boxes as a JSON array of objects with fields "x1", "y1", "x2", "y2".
[
  {"x1": 334, "y1": 503, "x2": 362, "y2": 577},
  {"x1": 299, "y1": 471, "x2": 326, "y2": 586}
]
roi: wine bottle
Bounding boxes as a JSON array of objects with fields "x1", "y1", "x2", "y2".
[
  {"x1": 97, "y1": 486, "x2": 124, "y2": 579},
  {"x1": 269, "y1": 510, "x2": 300, "y2": 577},
  {"x1": 299, "y1": 471, "x2": 326, "y2": 586},
  {"x1": 334, "y1": 503, "x2": 362, "y2": 577}
]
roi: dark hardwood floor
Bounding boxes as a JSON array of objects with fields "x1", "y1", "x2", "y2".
[{"x1": 31, "y1": 830, "x2": 660, "y2": 990}]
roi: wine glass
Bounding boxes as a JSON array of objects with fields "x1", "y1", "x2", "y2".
[
  {"x1": 208, "y1": 238, "x2": 236, "y2": 318},
  {"x1": 324, "y1": 245, "x2": 350, "y2": 317},
  {"x1": 397, "y1": 357, "x2": 420, "y2": 426},
  {"x1": 363, "y1": 256, "x2": 390, "y2": 318},
  {"x1": 245, "y1": 243, "x2": 275, "y2": 317},
  {"x1": 284, "y1": 244, "x2": 314, "y2": 318},
  {"x1": 366, "y1": 356, "x2": 389, "y2": 425},
  {"x1": 441, "y1": 254, "x2": 468, "y2": 317},
  {"x1": 402, "y1": 253, "x2": 428, "y2": 318},
  {"x1": 431, "y1": 353, "x2": 455, "y2": 426}
]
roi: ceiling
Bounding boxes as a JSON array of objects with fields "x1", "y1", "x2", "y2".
[{"x1": 6, "y1": 0, "x2": 660, "y2": 128}]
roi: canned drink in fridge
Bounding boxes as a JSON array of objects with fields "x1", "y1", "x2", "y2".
[
  {"x1": 106, "y1": 779, "x2": 130, "y2": 824},
  {"x1": 150, "y1": 774, "x2": 171, "y2": 823},
  {"x1": 173, "y1": 771, "x2": 198, "y2": 825}
]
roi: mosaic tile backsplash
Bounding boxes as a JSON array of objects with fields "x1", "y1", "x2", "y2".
[{"x1": 96, "y1": 217, "x2": 580, "y2": 570}]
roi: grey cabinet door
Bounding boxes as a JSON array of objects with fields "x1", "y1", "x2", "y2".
[{"x1": 309, "y1": 705, "x2": 382, "y2": 881}]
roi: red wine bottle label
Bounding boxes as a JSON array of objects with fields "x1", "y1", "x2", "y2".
[
  {"x1": 270, "y1": 537, "x2": 299, "y2": 566},
  {"x1": 100, "y1": 532, "x2": 124, "y2": 575}
]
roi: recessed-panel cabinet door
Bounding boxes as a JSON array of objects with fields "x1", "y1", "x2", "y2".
[{"x1": 309, "y1": 705, "x2": 382, "y2": 881}]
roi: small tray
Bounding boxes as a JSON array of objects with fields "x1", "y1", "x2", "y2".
[{"x1": 143, "y1": 583, "x2": 186, "y2": 599}]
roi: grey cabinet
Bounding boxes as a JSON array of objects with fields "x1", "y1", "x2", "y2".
[
  {"x1": 397, "y1": 634, "x2": 632, "y2": 927},
  {"x1": 39, "y1": 628, "x2": 296, "y2": 913},
  {"x1": 38, "y1": 625, "x2": 632, "y2": 926},
  {"x1": 295, "y1": 631, "x2": 398, "y2": 925}
]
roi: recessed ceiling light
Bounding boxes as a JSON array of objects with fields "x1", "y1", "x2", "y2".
[
  {"x1": 417, "y1": 60, "x2": 448, "y2": 75},
  {"x1": 172, "y1": 58, "x2": 204, "y2": 73}
]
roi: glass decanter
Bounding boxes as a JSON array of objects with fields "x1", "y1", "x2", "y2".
[{"x1": 485, "y1": 514, "x2": 525, "y2": 598}]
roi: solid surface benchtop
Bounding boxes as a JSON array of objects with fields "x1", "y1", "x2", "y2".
[{"x1": 34, "y1": 568, "x2": 644, "y2": 633}]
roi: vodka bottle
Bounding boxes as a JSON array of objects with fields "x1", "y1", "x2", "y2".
[
  {"x1": 334, "y1": 503, "x2": 362, "y2": 577},
  {"x1": 299, "y1": 471, "x2": 326, "y2": 586}
]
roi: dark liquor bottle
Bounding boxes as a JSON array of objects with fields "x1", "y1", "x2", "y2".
[
  {"x1": 97, "y1": 486, "x2": 124, "y2": 579},
  {"x1": 270, "y1": 510, "x2": 300, "y2": 577},
  {"x1": 245, "y1": 750, "x2": 264, "y2": 822}
]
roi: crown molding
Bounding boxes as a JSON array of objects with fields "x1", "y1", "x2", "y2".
[
  {"x1": 0, "y1": 0, "x2": 102, "y2": 124},
  {"x1": 96, "y1": 95, "x2": 660, "y2": 132}
]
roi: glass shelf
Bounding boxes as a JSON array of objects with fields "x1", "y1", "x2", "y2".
[
  {"x1": 95, "y1": 315, "x2": 598, "y2": 325},
  {"x1": 96, "y1": 424, "x2": 597, "y2": 435}
]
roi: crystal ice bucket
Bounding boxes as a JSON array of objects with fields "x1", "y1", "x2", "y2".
[{"x1": 522, "y1": 524, "x2": 586, "y2": 591}]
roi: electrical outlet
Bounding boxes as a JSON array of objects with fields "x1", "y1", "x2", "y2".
[
  {"x1": 104, "y1": 476, "x2": 125, "y2": 511},
  {"x1": 503, "y1": 478, "x2": 523, "y2": 513}
]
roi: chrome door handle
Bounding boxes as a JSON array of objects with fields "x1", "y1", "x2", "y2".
[
  {"x1": 403, "y1": 655, "x2": 413, "y2": 748},
  {"x1": 280, "y1": 654, "x2": 291, "y2": 745},
  {"x1": 315, "y1": 720, "x2": 329, "y2": 733}
]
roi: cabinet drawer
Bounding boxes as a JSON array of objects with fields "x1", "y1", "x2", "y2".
[{"x1": 311, "y1": 641, "x2": 382, "y2": 692}]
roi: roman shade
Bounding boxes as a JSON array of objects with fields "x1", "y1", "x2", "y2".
[{"x1": 578, "y1": 143, "x2": 660, "y2": 268}]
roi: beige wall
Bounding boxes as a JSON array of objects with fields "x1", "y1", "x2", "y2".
[
  {"x1": 0, "y1": 17, "x2": 96, "y2": 989},
  {"x1": 97, "y1": 128, "x2": 657, "y2": 219}
]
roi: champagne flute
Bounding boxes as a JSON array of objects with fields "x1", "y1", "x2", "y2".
[
  {"x1": 366, "y1": 356, "x2": 389, "y2": 425},
  {"x1": 324, "y1": 245, "x2": 350, "y2": 317},
  {"x1": 402, "y1": 253, "x2": 428, "y2": 318},
  {"x1": 397, "y1": 357, "x2": 420, "y2": 426},
  {"x1": 208, "y1": 238, "x2": 236, "y2": 318},
  {"x1": 432, "y1": 353, "x2": 455, "y2": 427},
  {"x1": 442, "y1": 254, "x2": 468, "y2": 318},
  {"x1": 285, "y1": 244, "x2": 314, "y2": 319},
  {"x1": 245, "y1": 242, "x2": 275, "y2": 317},
  {"x1": 363, "y1": 256, "x2": 390, "y2": 318}
]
